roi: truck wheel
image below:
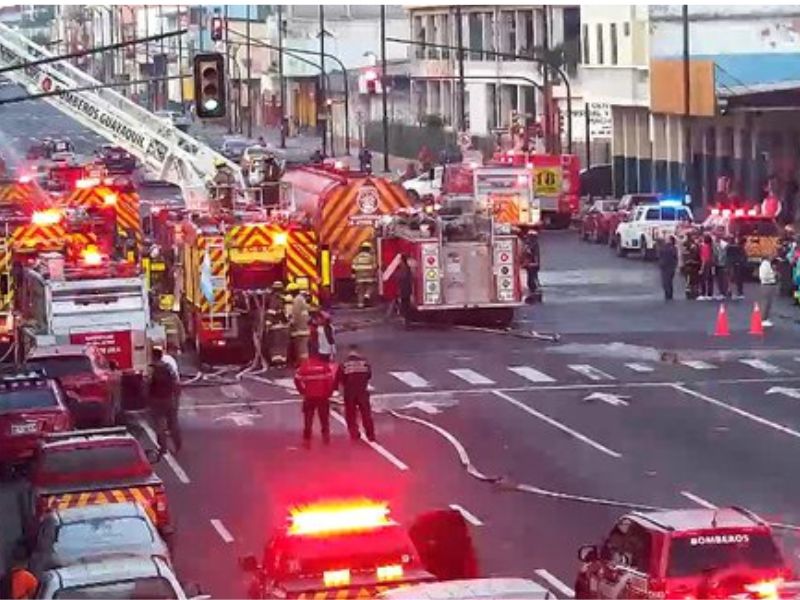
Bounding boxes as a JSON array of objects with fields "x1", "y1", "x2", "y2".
[
  {"x1": 492, "y1": 308, "x2": 514, "y2": 328},
  {"x1": 616, "y1": 236, "x2": 628, "y2": 257}
]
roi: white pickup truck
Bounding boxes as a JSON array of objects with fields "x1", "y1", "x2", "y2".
[
  {"x1": 402, "y1": 166, "x2": 444, "y2": 201},
  {"x1": 615, "y1": 202, "x2": 694, "y2": 259}
]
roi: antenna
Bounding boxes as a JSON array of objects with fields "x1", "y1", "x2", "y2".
[{"x1": 711, "y1": 509, "x2": 718, "y2": 528}]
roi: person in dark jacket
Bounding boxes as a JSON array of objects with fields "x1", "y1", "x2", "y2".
[
  {"x1": 726, "y1": 235, "x2": 747, "y2": 299},
  {"x1": 658, "y1": 236, "x2": 679, "y2": 300},
  {"x1": 294, "y1": 353, "x2": 338, "y2": 447},
  {"x1": 522, "y1": 230, "x2": 541, "y2": 303},
  {"x1": 149, "y1": 347, "x2": 181, "y2": 454},
  {"x1": 336, "y1": 344, "x2": 375, "y2": 442},
  {"x1": 396, "y1": 254, "x2": 414, "y2": 322},
  {"x1": 358, "y1": 147, "x2": 373, "y2": 173}
]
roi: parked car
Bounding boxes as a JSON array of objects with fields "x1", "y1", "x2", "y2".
[
  {"x1": 220, "y1": 136, "x2": 251, "y2": 162},
  {"x1": 0, "y1": 372, "x2": 73, "y2": 467},
  {"x1": 26, "y1": 345, "x2": 122, "y2": 428},
  {"x1": 96, "y1": 144, "x2": 137, "y2": 174},
  {"x1": 579, "y1": 199, "x2": 620, "y2": 244},
  {"x1": 155, "y1": 110, "x2": 191, "y2": 132},
  {"x1": 606, "y1": 193, "x2": 662, "y2": 248},
  {"x1": 29, "y1": 502, "x2": 171, "y2": 574}
]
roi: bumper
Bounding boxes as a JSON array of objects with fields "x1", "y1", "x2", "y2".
[
  {"x1": 416, "y1": 302, "x2": 524, "y2": 311},
  {"x1": 69, "y1": 398, "x2": 114, "y2": 425}
]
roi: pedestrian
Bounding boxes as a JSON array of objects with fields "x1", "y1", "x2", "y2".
[
  {"x1": 699, "y1": 234, "x2": 715, "y2": 300},
  {"x1": 396, "y1": 253, "x2": 414, "y2": 323},
  {"x1": 713, "y1": 235, "x2": 729, "y2": 299},
  {"x1": 358, "y1": 147, "x2": 373, "y2": 173},
  {"x1": 657, "y1": 236, "x2": 679, "y2": 301},
  {"x1": 681, "y1": 232, "x2": 701, "y2": 299},
  {"x1": 522, "y1": 230, "x2": 541, "y2": 303},
  {"x1": 336, "y1": 344, "x2": 375, "y2": 443},
  {"x1": 759, "y1": 255, "x2": 778, "y2": 327},
  {"x1": 288, "y1": 284, "x2": 310, "y2": 365},
  {"x1": 315, "y1": 311, "x2": 336, "y2": 362},
  {"x1": 0, "y1": 546, "x2": 38, "y2": 599},
  {"x1": 725, "y1": 236, "x2": 746, "y2": 300},
  {"x1": 149, "y1": 347, "x2": 182, "y2": 454},
  {"x1": 294, "y1": 352, "x2": 338, "y2": 448}
]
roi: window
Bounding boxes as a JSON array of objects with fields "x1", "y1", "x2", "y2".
[
  {"x1": 582, "y1": 23, "x2": 589, "y2": 64},
  {"x1": 54, "y1": 577, "x2": 177, "y2": 599},
  {"x1": 27, "y1": 356, "x2": 93, "y2": 379},
  {"x1": 57, "y1": 517, "x2": 155, "y2": 548},
  {"x1": 502, "y1": 11, "x2": 516, "y2": 55},
  {"x1": 667, "y1": 533, "x2": 783, "y2": 578},
  {"x1": 0, "y1": 387, "x2": 57, "y2": 411},
  {"x1": 645, "y1": 208, "x2": 660, "y2": 221},
  {"x1": 610, "y1": 23, "x2": 618, "y2": 65},
  {"x1": 596, "y1": 23, "x2": 604, "y2": 65},
  {"x1": 468, "y1": 12, "x2": 483, "y2": 60},
  {"x1": 38, "y1": 444, "x2": 149, "y2": 480},
  {"x1": 522, "y1": 10, "x2": 534, "y2": 55},
  {"x1": 601, "y1": 520, "x2": 652, "y2": 574}
]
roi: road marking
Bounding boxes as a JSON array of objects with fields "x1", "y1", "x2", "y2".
[
  {"x1": 330, "y1": 412, "x2": 409, "y2": 471},
  {"x1": 448, "y1": 368, "x2": 494, "y2": 385},
  {"x1": 766, "y1": 386, "x2": 800, "y2": 400},
  {"x1": 220, "y1": 384, "x2": 246, "y2": 399},
  {"x1": 210, "y1": 518, "x2": 234, "y2": 543},
  {"x1": 272, "y1": 377, "x2": 299, "y2": 394},
  {"x1": 681, "y1": 491, "x2": 718, "y2": 509},
  {"x1": 137, "y1": 419, "x2": 191, "y2": 484},
  {"x1": 740, "y1": 358, "x2": 786, "y2": 375},
  {"x1": 625, "y1": 362, "x2": 654, "y2": 373},
  {"x1": 534, "y1": 569, "x2": 575, "y2": 598},
  {"x1": 569, "y1": 364, "x2": 615, "y2": 381},
  {"x1": 680, "y1": 360, "x2": 717, "y2": 370},
  {"x1": 389, "y1": 371, "x2": 430, "y2": 389},
  {"x1": 673, "y1": 384, "x2": 800, "y2": 442},
  {"x1": 508, "y1": 366, "x2": 556, "y2": 383},
  {"x1": 492, "y1": 390, "x2": 621, "y2": 458},
  {"x1": 449, "y1": 504, "x2": 483, "y2": 526},
  {"x1": 584, "y1": 391, "x2": 629, "y2": 407}
]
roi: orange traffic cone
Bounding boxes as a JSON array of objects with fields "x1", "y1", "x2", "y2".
[
  {"x1": 713, "y1": 303, "x2": 730, "y2": 337},
  {"x1": 750, "y1": 302, "x2": 764, "y2": 336}
]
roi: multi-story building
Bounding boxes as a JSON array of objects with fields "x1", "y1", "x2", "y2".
[{"x1": 407, "y1": 4, "x2": 581, "y2": 139}]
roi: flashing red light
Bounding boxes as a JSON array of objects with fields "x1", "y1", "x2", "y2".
[
  {"x1": 81, "y1": 245, "x2": 104, "y2": 266},
  {"x1": 735, "y1": 209, "x2": 745, "y2": 216},
  {"x1": 288, "y1": 500, "x2": 394, "y2": 537},
  {"x1": 103, "y1": 193, "x2": 118, "y2": 206},
  {"x1": 76, "y1": 177, "x2": 101, "y2": 189},
  {"x1": 745, "y1": 578, "x2": 782, "y2": 599},
  {"x1": 748, "y1": 208, "x2": 759, "y2": 216},
  {"x1": 18, "y1": 174, "x2": 33, "y2": 184},
  {"x1": 32, "y1": 209, "x2": 62, "y2": 226}
]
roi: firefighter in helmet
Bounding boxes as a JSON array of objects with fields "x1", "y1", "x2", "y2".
[
  {"x1": 209, "y1": 158, "x2": 236, "y2": 211},
  {"x1": 287, "y1": 282, "x2": 310, "y2": 366},
  {"x1": 352, "y1": 241, "x2": 377, "y2": 308},
  {"x1": 265, "y1": 281, "x2": 289, "y2": 366}
]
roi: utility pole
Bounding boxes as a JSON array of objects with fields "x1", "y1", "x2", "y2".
[
  {"x1": 144, "y1": 5, "x2": 150, "y2": 110},
  {"x1": 381, "y1": 6, "x2": 390, "y2": 173},
  {"x1": 455, "y1": 5, "x2": 465, "y2": 131},
  {"x1": 178, "y1": 6, "x2": 185, "y2": 108},
  {"x1": 224, "y1": 5, "x2": 232, "y2": 134},
  {"x1": 246, "y1": 4, "x2": 253, "y2": 138},
  {"x1": 159, "y1": 4, "x2": 165, "y2": 110},
  {"x1": 278, "y1": 5, "x2": 286, "y2": 149},
  {"x1": 584, "y1": 102, "x2": 591, "y2": 181},
  {"x1": 682, "y1": 4, "x2": 692, "y2": 204},
  {"x1": 542, "y1": 6, "x2": 551, "y2": 153},
  {"x1": 319, "y1": 6, "x2": 327, "y2": 156}
]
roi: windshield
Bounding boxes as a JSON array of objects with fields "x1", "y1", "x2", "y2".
[
  {"x1": 54, "y1": 577, "x2": 177, "y2": 599},
  {"x1": 57, "y1": 517, "x2": 155, "y2": 548},
  {"x1": 667, "y1": 532, "x2": 784, "y2": 578},
  {"x1": 734, "y1": 219, "x2": 779, "y2": 237},
  {"x1": 38, "y1": 444, "x2": 150, "y2": 481},
  {"x1": 27, "y1": 356, "x2": 93, "y2": 379},
  {"x1": 0, "y1": 386, "x2": 57, "y2": 412}
]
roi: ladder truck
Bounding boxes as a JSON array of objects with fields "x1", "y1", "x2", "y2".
[{"x1": 0, "y1": 23, "x2": 242, "y2": 210}]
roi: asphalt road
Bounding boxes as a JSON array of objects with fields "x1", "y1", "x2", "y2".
[{"x1": 4, "y1": 89, "x2": 800, "y2": 598}]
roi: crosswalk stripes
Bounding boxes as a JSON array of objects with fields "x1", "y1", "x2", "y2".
[
  {"x1": 568, "y1": 364, "x2": 615, "y2": 381},
  {"x1": 624, "y1": 362, "x2": 655, "y2": 373},
  {"x1": 680, "y1": 360, "x2": 717, "y2": 370},
  {"x1": 272, "y1": 377, "x2": 299, "y2": 394},
  {"x1": 739, "y1": 358, "x2": 786, "y2": 375},
  {"x1": 389, "y1": 371, "x2": 430, "y2": 388},
  {"x1": 448, "y1": 368, "x2": 495, "y2": 385},
  {"x1": 508, "y1": 366, "x2": 556, "y2": 383}
]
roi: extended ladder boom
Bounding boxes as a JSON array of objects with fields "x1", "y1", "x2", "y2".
[{"x1": 0, "y1": 22, "x2": 243, "y2": 210}]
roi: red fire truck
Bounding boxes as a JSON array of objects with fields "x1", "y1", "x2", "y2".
[{"x1": 492, "y1": 151, "x2": 580, "y2": 228}]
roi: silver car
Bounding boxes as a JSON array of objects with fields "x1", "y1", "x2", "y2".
[
  {"x1": 29, "y1": 502, "x2": 171, "y2": 575},
  {"x1": 36, "y1": 555, "x2": 187, "y2": 599}
]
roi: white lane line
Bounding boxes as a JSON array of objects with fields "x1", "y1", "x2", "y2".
[
  {"x1": 673, "y1": 384, "x2": 800, "y2": 441},
  {"x1": 448, "y1": 368, "x2": 495, "y2": 385},
  {"x1": 330, "y1": 412, "x2": 409, "y2": 471},
  {"x1": 389, "y1": 371, "x2": 430, "y2": 389},
  {"x1": 569, "y1": 364, "x2": 615, "y2": 381},
  {"x1": 681, "y1": 491, "x2": 718, "y2": 509},
  {"x1": 220, "y1": 384, "x2": 245, "y2": 399},
  {"x1": 508, "y1": 366, "x2": 556, "y2": 383},
  {"x1": 534, "y1": 569, "x2": 575, "y2": 598},
  {"x1": 625, "y1": 362, "x2": 654, "y2": 373},
  {"x1": 449, "y1": 504, "x2": 483, "y2": 526},
  {"x1": 492, "y1": 390, "x2": 621, "y2": 459},
  {"x1": 210, "y1": 518, "x2": 234, "y2": 543},
  {"x1": 739, "y1": 358, "x2": 786, "y2": 375},
  {"x1": 680, "y1": 360, "x2": 717, "y2": 370},
  {"x1": 272, "y1": 377, "x2": 299, "y2": 394},
  {"x1": 137, "y1": 418, "x2": 191, "y2": 484}
]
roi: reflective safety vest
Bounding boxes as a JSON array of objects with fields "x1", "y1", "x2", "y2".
[{"x1": 352, "y1": 250, "x2": 376, "y2": 282}]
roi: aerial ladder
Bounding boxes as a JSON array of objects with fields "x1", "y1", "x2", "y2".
[{"x1": 0, "y1": 22, "x2": 243, "y2": 210}]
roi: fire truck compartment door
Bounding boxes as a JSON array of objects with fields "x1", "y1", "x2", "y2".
[
  {"x1": 68, "y1": 326, "x2": 134, "y2": 371},
  {"x1": 442, "y1": 244, "x2": 491, "y2": 305}
]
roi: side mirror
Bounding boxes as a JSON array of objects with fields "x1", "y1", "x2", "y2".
[
  {"x1": 145, "y1": 448, "x2": 162, "y2": 464},
  {"x1": 240, "y1": 555, "x2": 259, "y2": 573},
  {"x1": 578, "y1": 544, "x2": 598, "y2": 563}
]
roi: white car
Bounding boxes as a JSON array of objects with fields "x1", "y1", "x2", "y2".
[
  {"x1": 155, "y1": 110, "x2": 191, "y2": 132},
  {"x1": 615, "y1": 201, "x2": 693, "y2": 259},
  {"x1": 402, "y1": 166, "x2": 444, "y2": 201}
]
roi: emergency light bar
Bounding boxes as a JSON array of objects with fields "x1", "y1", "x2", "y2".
[
  {"x1": 18, "y1": 174, "x2": 33, "y2": 184},
  {"x1": 32, "y1": 209, "x2": 62, "y2": 225},
  {"x1": 288, "y1": 500, "x2": 394, "y2": 537},
  {"x1": 76, "y1": 177, "x2": 101, "y2": 189}
]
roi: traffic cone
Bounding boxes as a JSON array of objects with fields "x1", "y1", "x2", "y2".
[
  {"x1": 713, "y1": 303, "x2": 730, "y2": 337},
  {"x1": 750, "y1": 302, "x2": 764, "y2": 336}
]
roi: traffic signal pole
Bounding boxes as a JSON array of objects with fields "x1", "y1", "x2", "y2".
[
  {"x1": 380, "y1": 6, "x2": 389, "y2": 173},
  {"x1": 319, "y1": 6, "x2": 327, "y2": 157},
  {"x1": 278, "y1": 5, "x2": 286, "y2": 149}
]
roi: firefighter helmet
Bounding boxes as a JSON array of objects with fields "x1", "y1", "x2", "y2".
[
  {"x1": 271, "y1": 281, "x2": 284, "y2": 290},
  {"x1": 286, "y1": 282, "x2": 301, "y2": 293},
  {"x1": 214, "y1": 158, "x2": 227, "y2": 168},
  {"x1": 359, "y1": 241, "x2": 373, "y2": 251}
]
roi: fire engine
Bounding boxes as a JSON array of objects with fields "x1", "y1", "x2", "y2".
[
  {"x1": 176, "y1": 211, "x2": 318, "y2": 362},
  {"x1": 492, "y1": 151, "x2": 580, "y2": 228},
  {"x1": 473, "y1": 166, "x2": 539, "y2": 229},
  {"x1": 282, "y1": 162, "x2": 411, "y2": 301},
  {"x1": 377, "y1": 200, "x2": 523, "y2": 327},
  {"x1": 16, "y1": 249, "x2": 162, "y2": 404},
  {"x1": 703, "y1": 207, "x2": 780, "y2": 270}
]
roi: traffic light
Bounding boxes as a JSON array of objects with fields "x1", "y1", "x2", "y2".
[
  {"x1": 193, "y1": 53, "x2": 226, "y2": 119},
  {"x1": 210, "y1": 17, "x2": 223, "y2": 42}
]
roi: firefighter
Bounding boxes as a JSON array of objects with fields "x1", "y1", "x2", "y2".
[
  {"x1": 681, "y1": 231, "x2": 702, "y2": 299},
  {"x1": 209, "y1": 158, "x2": 236, "y2": 211},
  {"x1": 352, "y1": 241, "x2": 377, "y2": 308},
  {"x1": 778, "y1": 225, "x2": 795, "y2": 297},
  {"x1": 336, "y1": 343, "x2": 375, "y2": 442},
  {"x1": 658, "y1": 236, "x2": 679, "y2": 301},
  {"x1": 293, "y1": 352, "x2": 338, "y2": 448},
  {"x1": 262, "y1": 151, "x2": 282, "y2": 207},
  {"x1": 521, "y1": 230, "x2": 541, "y2": 304},
  {"x1": 726, "y1": 235, "x2": 747, "y2": 300},
  {"x1": 358, "y1": 147, "x2": 373, "y2": 174},
  {"x1": 288, "y1": 283, "x2": 310, "y2": 365},
  {"x1": 266, "y1": 281, "x2": 289, "y2": 366},
  {"x1": 396, "y1": 253, "x2": 414, "y2": 323}
]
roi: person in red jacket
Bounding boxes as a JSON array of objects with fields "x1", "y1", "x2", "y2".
[
  {"x1": 294, "y1": 353, "x2": 338, "y2": 448},
  {"x1": 699, "y1": 234, "x2": 715, "y2": 300}
]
